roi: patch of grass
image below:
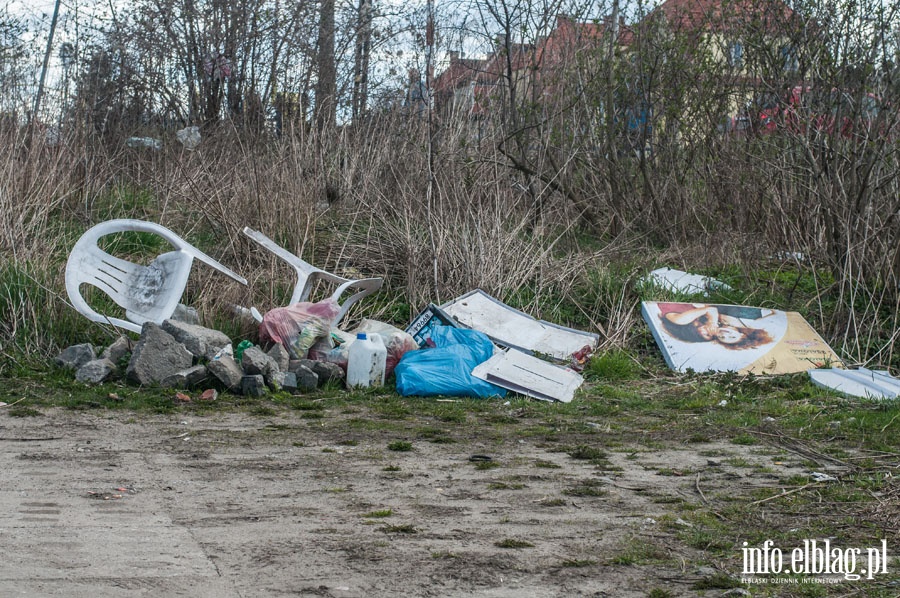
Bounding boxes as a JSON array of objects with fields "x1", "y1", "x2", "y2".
[
  {"x1": 387, "y1": 440, "x2": 413, "y2": 452},
  {"x1": 646, "y1": 589, "x2": 674, "y2": 598},
  {"x1": 563, "y1": 479, "x2": 608, "y2": 497},
  {"x1": 724, "y1": 456, "x2": 754, "y2": 468},
  {"x1": 534, "y1": 459, "x2": 561, "y2": 469},
  {"x1": 539, "y1": 497, "x2": 568, "y2": 506},
  {"x1": 431, "y1": 551, "x2": 458, "y2": 559},
  {"x1": 474, "y1": 460, "x2": 501, "y2": 470},
  {"x1": 495, "y1": 538, "x2": 534, "y2": 549},
  {"x1": 291, "y1": 399, "x2": 324, "y2": 411},
  {"x1": 7, "y1": 406, "x2": 43, "y2": 417},
  {"x1": 382, "y1": 465, "x2": 401, "y2": 472},
  {"x1": 362, "y1": 509, "x2": 393, "y2": 518},
  {"x1": 609, "y1": 539, "x2": 668, "y2": 565},
  {"x1": 730, "y1": 433, "x2": 758, "y2": 445},
  {"x1": 691, "y1": 573, "x2": 741, "y2": 590},
  {"x1": 249, "y1": 405, "x2": 277, "y2": 417},
  {"x1": 487, "y1": 482, "x2": 526, "y2": 490},
  {"x1": 564, "y1": 444, "x2": 614, "y2": 468},
  {"x1": 371, "y1": 398, "x2": 411, "y2": 420},
  {"x1": 585, "y1": 349, "x2": 640, "y2": 381}
]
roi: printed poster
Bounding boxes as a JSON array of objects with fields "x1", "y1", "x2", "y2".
[{"x1": 642, "y1": 301, "x2": 842, "y2": 375}]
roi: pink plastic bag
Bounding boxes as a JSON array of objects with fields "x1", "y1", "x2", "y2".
[{"x1": 259, "y1": 299, "x2": 340, "y2": 359}]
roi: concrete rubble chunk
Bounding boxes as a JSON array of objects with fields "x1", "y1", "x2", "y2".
[
  {"x1": 162, "y1": 319, "x2": 231, "y2": 361},
  {"x1": 55, "y1": 344, "x2": 96, "y2": 370},
  {"x1": 208, "y1": 355, "x2": 244, "y2": 391},
  {"x1": 101, "y1": 336, "x2": 132, "y2": 365},
  {"x1": 126, "y1": 323, "x2": 193, "y2": 386},
  {"x1": 310, "y1": 361, "x2": 344, "y2": 385},
  {"x1": 161, "y1": 365, "x2": 208, "y2": 389},
  {"x1": 267, "y1": 343, "x2": 290, "y2": 373},
  {"x1": 281, "y1": 372, "x2": 298, "y2": 393},
  {"x1": 242, "y1": 346, "x2": 279, "y2": 377},
  {"x1": 171, "y1": 303, "x2": 201, "y2": 326},
  {"x1": 75, "y1": 358, "x2": 117, "y2": 384},
  {"x1": 242, "y1": 375, "x2": 267, "y2": 397},
  {"x1": 268, "y1": 370, "x2": 287, "y2": 391},
  {"x1": 290, "y1": 359, "x2": 343, "y2": 386},
  {"x1": 293, "y1": 364, "x2": 318, "y2": 392}
]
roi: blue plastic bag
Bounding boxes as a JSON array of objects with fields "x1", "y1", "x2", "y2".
[{"x1": 394, "y1": 326, "x2": 506, "y2": 398}]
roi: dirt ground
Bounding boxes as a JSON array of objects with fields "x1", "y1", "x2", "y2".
[{"x1": 0, "y1": 404, "x2": 815, "y2": 597}]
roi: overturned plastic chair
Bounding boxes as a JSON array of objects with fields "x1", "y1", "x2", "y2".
[
  {"x1": 66, "y1": 219, "x2": 247, "y2": 334},
  {"x1": 242, "y1": 226, "x2": 382, "y2": 325}
]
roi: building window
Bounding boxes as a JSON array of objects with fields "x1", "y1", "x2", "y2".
[{"x1": 728, "y1": 41, "x2": 744, "y2": 68}]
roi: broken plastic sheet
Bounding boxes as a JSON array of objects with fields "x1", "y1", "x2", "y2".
[
  {"x1": 440, "y1": 290, "x2": 598, "y2": 361},
  {"x1": 471, "y1": 348, "x2": 583, "y2": 403},
  {"x1": 808, "y1": 368, "x2": 900, "y2": 400},
  {"x1": 643, "y1": 267, "x2": 731, "y2": 296}
]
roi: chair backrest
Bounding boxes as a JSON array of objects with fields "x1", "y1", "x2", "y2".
[
  {"x1": 242, "y1": 226, "x2": 382, "y2": 325},
  {"x1": 66, "y1": 219, "x2": 247, "y2": 333}
]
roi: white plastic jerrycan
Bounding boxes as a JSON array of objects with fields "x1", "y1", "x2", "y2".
[{"x1": 346, "y1": 332, "x2": 387, "y2": 388}]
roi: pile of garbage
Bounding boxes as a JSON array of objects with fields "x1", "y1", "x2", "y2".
[
  {"x1": 55, "y1": 310, "x2": 343, "y2": 398},
  {"x1": 56, "y1": 290, "x2": 598, "y2": 403}
]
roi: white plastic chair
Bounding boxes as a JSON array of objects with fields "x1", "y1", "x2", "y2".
[
  {"x1": 242, "y1": 226, "x2": 383, "y2": 325},
  {"x1": 66, "y1": 219, "x2": 247, "y2": 334}
]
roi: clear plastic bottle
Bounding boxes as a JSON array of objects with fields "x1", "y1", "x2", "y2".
[{"x1": 346, "y1": 333, "x2": 387, "y2": 388}]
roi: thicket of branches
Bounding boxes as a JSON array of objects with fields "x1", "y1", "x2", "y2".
[{"x1": 1, "y1": 0, "x2": 900, "y2": 366}]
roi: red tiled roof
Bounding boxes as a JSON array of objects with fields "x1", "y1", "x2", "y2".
[
  {"x1": 650, "y1": 0, "x2": 796, "y2": 33},
  {"x1": 433, "y1": 57, "x2": 485, "y2": 95},
  {"x1": 536, "y1": 15, "x2": 633, "y2": 68}
]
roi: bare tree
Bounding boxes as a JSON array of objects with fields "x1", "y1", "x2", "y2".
[{"x1": 315, "y1": 0, "x2": 337, "y2": 130}]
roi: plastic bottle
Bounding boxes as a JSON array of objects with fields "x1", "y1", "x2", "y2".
[{"x1": 347, "y1": 333, "x2": 387, "y2": 388}]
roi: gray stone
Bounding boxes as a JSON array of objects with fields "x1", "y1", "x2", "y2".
[
  {"x1": 267, "y1": 370, "x2": 287, "y2": 391},
  {"x1": 289, "y1": 359, "x2": 316, "y2": 373},
  {"x1": 242, "y1": 375, "x2": 267, "y2": 397},
  {"x1": 75, "y1": 358, "x2": 117, "y2": 384},
  {"x1": 281, "y1": 372, "x2": 298, "y2": 393},
  {"x1": 126, "y1": 323, "x2": 193, "y2": 386},
  {"x1": 293, "y1": 365, "x2": 319, "y2": 392},
  {"x1": 267, "y1": 343, "x2": 290, "y2": 373},
  {"x1": 242, "y1": 346, "x2": 279, "y2": 377},
  {"x1": 101, "y1": 336, "x2": 132, "y2": 365},
  {"x1": 288, "y1": 359, "x2": 345, "y2": 386},
  {"x1": 55, "y1": 344, "x2": 96, "y2": 370},
  {"x1": 171, "y1": 303, "x2": 201, "y2": 325},
  {"x1": 162, "y1": 319, "x2": 231, "y2": 361},
  {"x1": 161, "y1": 365, "x2": 208, "y2": 389},
  {"x1": 207, "y1": 355, "x2": 244, "y2": 392},
  {"x1": 310, "y1": 361, "x2": 344, "y2": 385},
  {"x1": 290, "y1": 359, "x2": 343, "y2": 386}
]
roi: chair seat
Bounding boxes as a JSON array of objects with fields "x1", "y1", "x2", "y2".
[{"x1": 66, "y1": 219, "x2": 247, "y2": 333}]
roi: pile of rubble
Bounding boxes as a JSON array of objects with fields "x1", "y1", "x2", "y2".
[{"x1": 54, "y1": 317, "x2": 343, "y2": 397}]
